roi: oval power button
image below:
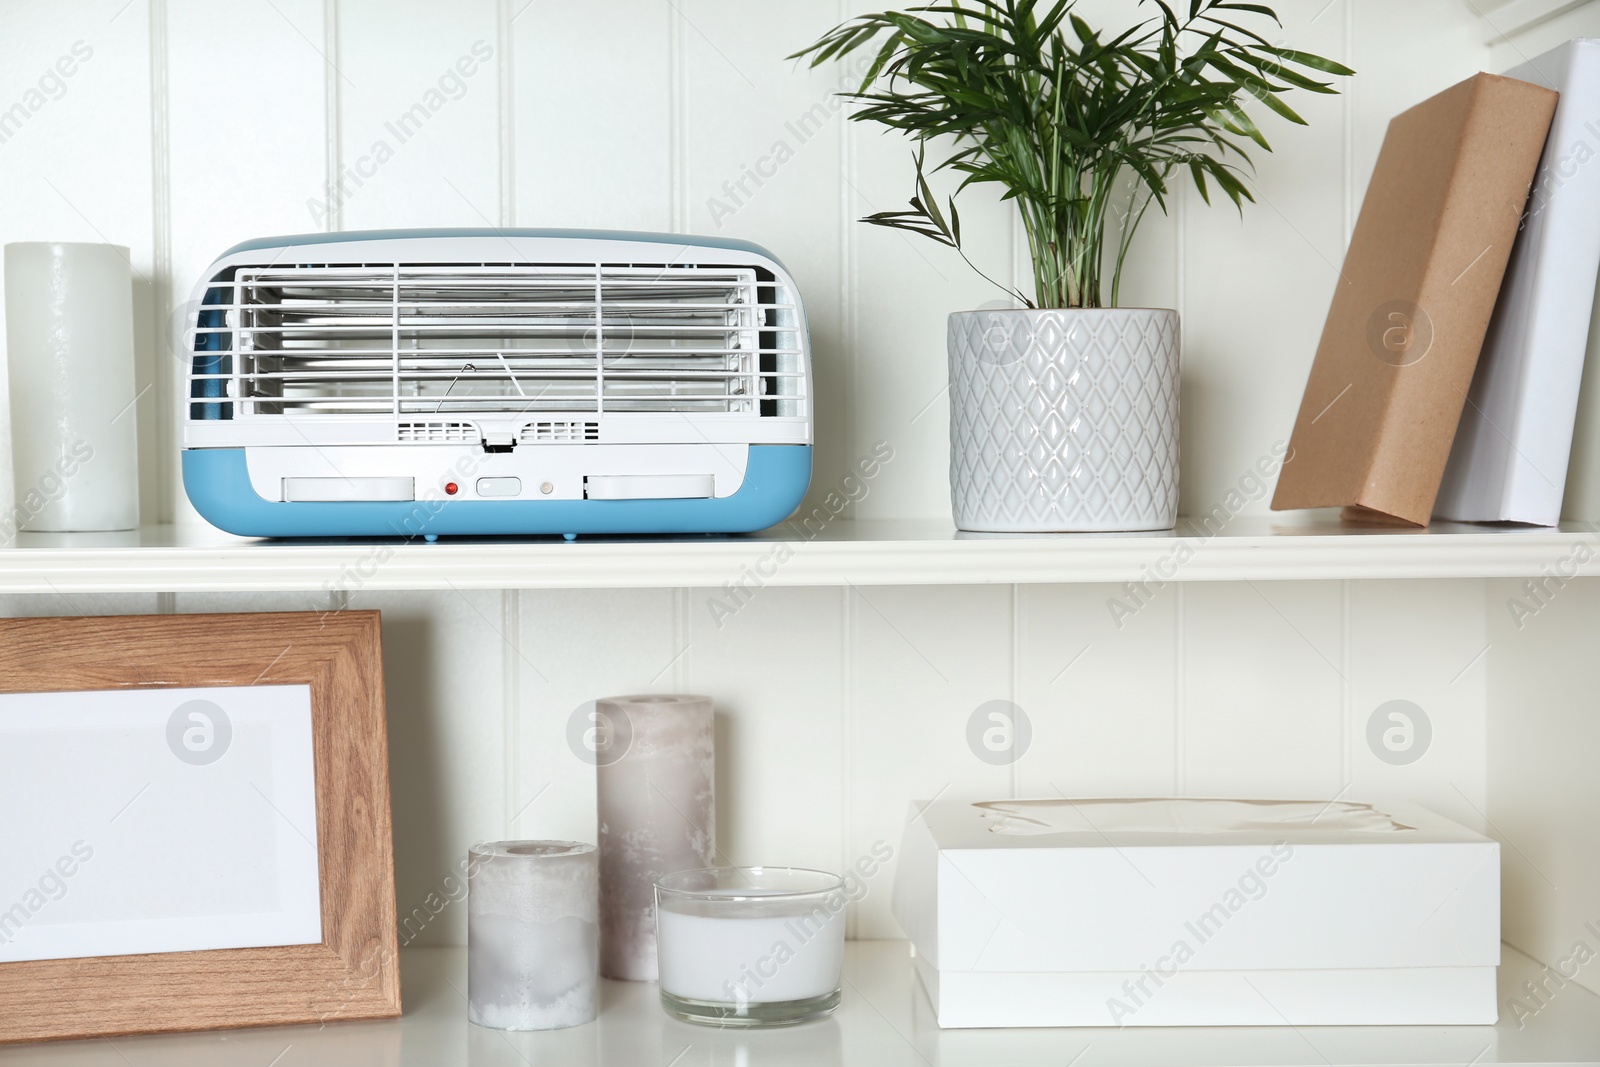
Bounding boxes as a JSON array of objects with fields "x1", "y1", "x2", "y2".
[{"x1": 476, "y1": 477, "x2": 522, "y2": 498}]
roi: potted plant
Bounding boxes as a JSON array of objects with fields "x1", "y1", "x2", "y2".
[{"x1": 795, "y1": 0, "x2": 1350, "y2": 531}]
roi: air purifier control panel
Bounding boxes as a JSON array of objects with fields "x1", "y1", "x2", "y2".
[{"x1": 240, "y1": 443, "x2": 752, "y2": 505}]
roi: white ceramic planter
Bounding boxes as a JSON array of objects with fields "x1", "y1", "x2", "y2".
[{"x1": 948, "y1": 307, "x2": 1179, "y2": 532}]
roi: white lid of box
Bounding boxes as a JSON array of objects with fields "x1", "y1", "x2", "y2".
[{"x1": 891, "y1": 798, "x2": 1499, "y2": 974}]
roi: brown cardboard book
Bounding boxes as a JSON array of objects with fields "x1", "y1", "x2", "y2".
[{"x1": 1271, "y1": 73, "x2": 1558, "y2": 526}]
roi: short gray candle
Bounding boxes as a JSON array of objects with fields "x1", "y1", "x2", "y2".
[
  {"x1": 594, "y1": 694, "x2": 716, "y2": 981},
  {"x1": 467, "y1": 840, "x2": 598, "y2": 1030}
]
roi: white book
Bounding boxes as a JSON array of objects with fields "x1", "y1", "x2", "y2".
[{"x1": 1435, "y1": 39, "x2": 1600, "y2": 526}]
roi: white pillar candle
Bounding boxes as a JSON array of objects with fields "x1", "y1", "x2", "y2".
[
  {"x1": 468, "y1": 840, "x2": 599, "y2": 1031},
  {"x1": 595, "y1": 693, "x2": 716, "y2": 981},
  {"x1": 2, "y1": 242, "x2": 139, "y2": 532}
]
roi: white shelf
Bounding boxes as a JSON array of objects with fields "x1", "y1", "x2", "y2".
[
  {"x1": 4, "y1": 942, "x2": 1595, "y2": 1066},
  {"x1": 0, "y1": 513, "x2": 1595, "y2": 593}
]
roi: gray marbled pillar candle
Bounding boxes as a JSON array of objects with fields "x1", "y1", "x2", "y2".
[
  {"x1": 468, "y1": 840, "x2": 599, "y2": 1030},
  {"x1": 595, "y1": 694, "x2": 716, "y2": 981}
]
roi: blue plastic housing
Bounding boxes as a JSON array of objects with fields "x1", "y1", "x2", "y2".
[{"x1": 182, "y1": 446, "x2": 813, "y2": 539}]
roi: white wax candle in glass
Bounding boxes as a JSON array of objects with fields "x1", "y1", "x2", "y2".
[{"x1": 654, "y1": 867, "x2": 846, "y2": 1028}]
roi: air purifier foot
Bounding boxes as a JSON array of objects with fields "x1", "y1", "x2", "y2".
[
  {"x1": 563, "y1": 533, "x2": 577, "y2": 542},
  {"x1": 424, "y1": 534, "x2": 438, "y2": 543}
]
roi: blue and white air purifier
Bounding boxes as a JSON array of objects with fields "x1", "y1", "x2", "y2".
[{"x1": 180, "y1": 229, "x2": 813, "y2": 538}]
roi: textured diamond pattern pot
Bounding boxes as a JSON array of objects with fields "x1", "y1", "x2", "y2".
[{"x1": 948, "y1": 308, "x2": 1179, "y2": 532}]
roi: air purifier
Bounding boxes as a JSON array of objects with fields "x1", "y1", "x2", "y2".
[{"x1": 180, "y1": 229, "x2": 812, "y2": 538}]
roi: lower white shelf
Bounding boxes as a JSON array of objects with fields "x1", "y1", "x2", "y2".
[{"x1": 5, "y1": 942, "x2": 1597, "y2": 1066}]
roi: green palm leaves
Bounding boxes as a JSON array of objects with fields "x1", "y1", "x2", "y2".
[{"x1": 793, "y1": 0, "x2": 1352, "y2": 308}]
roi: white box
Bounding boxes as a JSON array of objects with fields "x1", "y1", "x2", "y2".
[{"x1": 891, "y1": 798, "x2": 1500, "y2": 1028}]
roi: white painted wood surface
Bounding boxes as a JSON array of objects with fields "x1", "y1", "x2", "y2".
[{"x1": 2, "y1": 943, "x2": 1599, "y2": 1066}]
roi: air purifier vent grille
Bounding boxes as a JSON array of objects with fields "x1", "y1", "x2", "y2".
[
  {"x1": 396, "y1": 419, "x2": 478, "y2": 443},
  {"x1": 521, "y1": 420, "x2": 600, "y2": 443},
  {"x1": 191, "y1": 262, "x2": 805, "y2": 421}
]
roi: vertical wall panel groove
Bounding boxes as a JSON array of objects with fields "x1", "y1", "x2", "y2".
[
  {"x1": 1009, "y1": 583, "x2": 1020, "y2": 798},
  {"x1": 668, "y1": 8, "x2": 686, "y2": 233},
  {"x1": 148, "y1": 0, "x2": 172, "y2": 523},
  {"x1": 672, "y1": 587, "x2": 686, "y2": 690},
  {"x1": 496, "y1": 0, "x2": 514, "y2": 228},
  {"x1": 1011, "y1": 208, "x2": 1024, "y2": 303},
  {"x1": 502, "y1": 589, "x2": 520, "y2": 836},
  {"x1": 1175, "y1": 583, "x2": 1186, "y2": 794},
  {"x1": 1174, "y1": 184, "x2": 1186, "y2": 335},
  {"x1": 840, "y1": 585, "x2": 853, "y2": 939},
  {"x1": 1341, "y1": 579, "x2": 1352, "y2": 788},
  {"x1": 1343, "y1": 1, "x2": 1356, "y2": 248},
  {"x1": 842, "y1": 585, "x2": 857, "y2": 939},
  {"x1": 322, "y1": 0, "x2": 340, "y2": 233},
  {"x1": 838, "y1": 0, "x2": 858, "y2": 519}
]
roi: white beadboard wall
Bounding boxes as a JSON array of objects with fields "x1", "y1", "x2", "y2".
[
  {"x1": 0, "y1": 0, "x2": 1504, "y2": 527},
  {"x1": 0, "y1": 0, "x2": 1554, "y2": 947}
]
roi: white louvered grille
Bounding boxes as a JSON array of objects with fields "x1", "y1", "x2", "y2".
[
  {"x1": 397, "y1": 419, "x2": 478, "y2": 443},
  {"x1": 191, "y1": 262, "x2": 806, "y2": 422},
  {"x1": 521, "y1": 419, "x2": 600, "y2": 443}
]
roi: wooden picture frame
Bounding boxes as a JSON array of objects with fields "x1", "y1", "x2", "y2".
[{"x1": 0, "y1": 611, "x2": 399, "y2": 1044}]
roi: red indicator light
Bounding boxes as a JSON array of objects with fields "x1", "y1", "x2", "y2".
[{"x1": 445, "y1": 482, "x2": 459, "y2": 496}]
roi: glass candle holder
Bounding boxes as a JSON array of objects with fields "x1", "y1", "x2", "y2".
[
  {"x1": 468, "y1": 840, "x2": 599, "y2": 1031},
  {"x1": 654, "y1": 867, "x2": 846, "y2": 1028}
]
